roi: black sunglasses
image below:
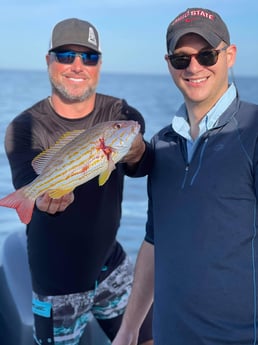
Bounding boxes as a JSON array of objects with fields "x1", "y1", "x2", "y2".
[
  {"x1": 50, "y1": 51, "x2": 101, "y2": 66},
  {"x1": 168, "y1": 46, "x2": 228, "y2": 70}
]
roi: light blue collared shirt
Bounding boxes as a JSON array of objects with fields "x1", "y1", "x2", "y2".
[{"x1": 172, "y1": 83, "x2": 237, "y2": 162}]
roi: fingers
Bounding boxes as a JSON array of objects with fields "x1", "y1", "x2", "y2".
[
  {"x1": 36, "y1": 192, "x2": 74, "y2": 214},
  {"x1": 58, "y1": 192, "x2": 75, "y2": 212},
  {"x1": 122, "y1": 134, "x2": 146, "y2": 164},
  {"x1": 35, "y1": 193, "x2": 52, "y2": 212}
]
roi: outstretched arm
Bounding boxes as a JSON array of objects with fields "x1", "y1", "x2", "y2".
[{"x1": 112, "y1": 240, "x2": 154, "y2": 345}]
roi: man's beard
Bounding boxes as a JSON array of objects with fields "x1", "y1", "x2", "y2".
[{"x1": 49, "y1": 76, "x2": 96, "y2": 102}]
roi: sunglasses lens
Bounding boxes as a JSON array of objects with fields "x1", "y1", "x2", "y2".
[
  {"x1": 53, "y1": 52, "x2": 100, "y2": 66},
  {"x1": 82, "y1": 53, "x2": 99, "y2": 66},
  {"x1": 169, "y1": 55, "x2": 191, "y2": 69},
  {"x1": 169, "y1": 50, "x2": 220, "y2": 70},
  {"x1": 197, "y1": 50, "x2": 218, "y2": 66},
  {"x1": 54, "y1": 52, "x2": 74, "y2": 64}
]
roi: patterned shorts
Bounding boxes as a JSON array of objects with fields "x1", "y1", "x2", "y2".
[{"x1": 32, "y1": 255, "x2": 134, "y2": 345}]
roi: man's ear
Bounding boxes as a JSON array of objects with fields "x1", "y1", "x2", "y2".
[{"x1": 226, "y1": 44, "x2": 237, "y2": 69}]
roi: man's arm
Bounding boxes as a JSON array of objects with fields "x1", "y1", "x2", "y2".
[{"x1": 112, "y1": 240, "x2": 154, "y2": 345}]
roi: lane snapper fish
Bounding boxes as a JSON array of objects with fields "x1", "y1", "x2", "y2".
[{"x1": 0, "y1": 120, "x2": 140, "y2": 224}]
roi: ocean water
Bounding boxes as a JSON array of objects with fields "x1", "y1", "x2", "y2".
[{"x1": 0, "y1": 70, "x2": 257, "y2": 261}]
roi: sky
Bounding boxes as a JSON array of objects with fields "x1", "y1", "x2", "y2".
[{"x1": 1, "y1": 0, "x2": 258, "y2": 76}]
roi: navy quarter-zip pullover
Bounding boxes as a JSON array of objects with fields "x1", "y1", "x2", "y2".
[{"x1": 146, "y1": 92, "x2": 258, "y2": 344}]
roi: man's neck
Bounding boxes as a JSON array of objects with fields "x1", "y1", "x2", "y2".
[
  {"x1": 185, "y1": 84, "x2": 230, "y2": 138},
  {"x1": 186, "y1": 103, "x2": 210, "y2": 140}
]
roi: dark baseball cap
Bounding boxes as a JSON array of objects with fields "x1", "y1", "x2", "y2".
[
  {"x1": 166, "y1": 8, "x2": 230, "y2": 53},
  {"x1": 49, "y1": 18, "x2": 101, "y2": 53}
]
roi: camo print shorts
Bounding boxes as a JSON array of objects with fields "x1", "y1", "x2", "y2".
[{"x1": 32, "y1": 255, "x2": 134, "y2": 345}]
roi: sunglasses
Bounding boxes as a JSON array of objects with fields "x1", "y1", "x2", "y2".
[
  {"x1": 168, "y1": 46, "x2": 228, "y2": 70},
  {"x1": 50, "y1": 51, "x2": 101, "y2": 66}
]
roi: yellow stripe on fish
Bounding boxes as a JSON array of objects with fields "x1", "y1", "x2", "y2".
[{"x1": 0, "y1": 120, "x2": 140, "y2": 224}]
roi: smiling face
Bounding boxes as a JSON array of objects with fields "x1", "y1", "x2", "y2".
[
  {"x1": 165, "y1": 34, "x2": 236, "y2": 115},
  {"x1": 46, "y1": 44, "x2": 102, "y2": 103}
]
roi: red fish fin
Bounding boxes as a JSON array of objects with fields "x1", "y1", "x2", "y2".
[{"x1": 0, "y1": 188, "x2": 35, "y2": 225}]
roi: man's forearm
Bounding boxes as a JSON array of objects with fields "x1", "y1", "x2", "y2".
[{"x1": 112, "y1": 241, "x2": 154, "y2": 345}]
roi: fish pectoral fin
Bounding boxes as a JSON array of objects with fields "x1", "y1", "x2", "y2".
[
  {"x1": 98, "y1": 170, "x2": 111, "y2": 186},
  {"x1": 98, "y1": 160, "x2": 116, "y2": 186},
  {"x1": 48, "y1": 188, "x2": 74, "y2": 199}
]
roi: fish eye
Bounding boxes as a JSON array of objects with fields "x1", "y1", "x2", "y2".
[{"x1": 114, "y1": 123, "x2": 122, "y2": 129}]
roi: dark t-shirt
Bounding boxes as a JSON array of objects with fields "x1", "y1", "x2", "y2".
[{"x1": 5, "y1": 93, "x2": 151, "y2": 295}]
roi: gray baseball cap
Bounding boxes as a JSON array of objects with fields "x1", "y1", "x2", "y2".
[
  {"x1": 49, "y1": 18, "x2": 101, "y2": 53},
  {"x1": 166, "y1": 8, "x2": 230, "y2": 53}
]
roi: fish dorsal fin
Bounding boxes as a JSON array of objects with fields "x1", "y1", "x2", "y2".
[{"x1": 32, "y1": 130, "x2": 85, "y2": 175}]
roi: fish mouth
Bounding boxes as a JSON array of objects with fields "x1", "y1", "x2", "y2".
[
  {"x1": 132, "y1": 121, "x2": 141, "y2": 134},
  {"x1": 133, "y1": 120, "x2": 140, "y2": 129}
]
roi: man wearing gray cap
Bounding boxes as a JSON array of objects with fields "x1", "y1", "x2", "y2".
[
  {"x1": 113, "y1": 7, "x2": 258, "y2": 345},
  {"x1": 4, "y1": 18, "x2": 153, "y2": 345}
]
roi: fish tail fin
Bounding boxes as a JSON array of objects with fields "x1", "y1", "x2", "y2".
[{"x1": 0, "y1": 188, "x2": 35, "y2": 224}]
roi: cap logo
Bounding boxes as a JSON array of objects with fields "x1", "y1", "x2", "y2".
[
  {"x1": 88, "y1": 27, "x2": 97, "y2": 46},
  {"x1": 172, "y1": 9, "x2": 215, "y2": 26}
]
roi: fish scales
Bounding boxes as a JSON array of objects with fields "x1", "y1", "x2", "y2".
[
  {"x1": 27, "y1": 125, "x2": 130, "y2": 193},
  {"x1": 0, "y1": 120, "x2": 140, "y2": 224}
]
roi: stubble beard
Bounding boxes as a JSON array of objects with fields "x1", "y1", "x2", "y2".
[{"x1": 49, "y1": 75, "x2": 97, "y2": 102}]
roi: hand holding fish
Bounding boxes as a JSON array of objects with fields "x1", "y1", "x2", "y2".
[
  {"x1": 36, "y1": 192, "x2": 75, "y2": 214},
  {"x1": 120, "y1": 133, "x2": 146, "y2": 164}
]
